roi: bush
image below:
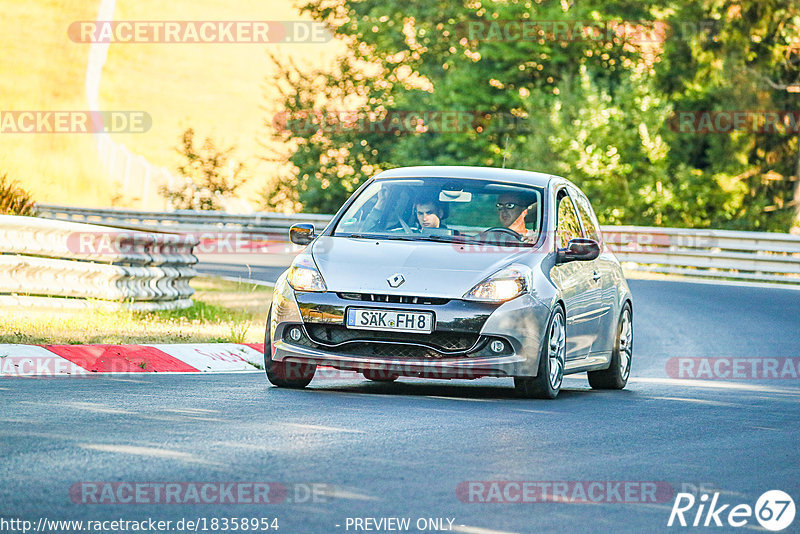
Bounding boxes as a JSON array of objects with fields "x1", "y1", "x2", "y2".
[
  {"x1": 160, "y1": 128, "x2": 246, "y2": 211},
  {"x1": 0, "y1": 173, "x2": 37, "y2": 216}
]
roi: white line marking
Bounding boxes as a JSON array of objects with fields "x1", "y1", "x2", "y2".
[
  {"x1": 64, "y1": 402, "x2": 132, "y2": 414},
  {"x1": 317, "y1": 487, "x2": 379, "y2": 501},
  {"x1": 426, "y1": 396, "x2": 497, "y2": 402},
  {"x1": 630, "y1": 377, "x2": 800, "y2": 395},
  {"x1": 626, "y1": 273, "x2": 800, "y2": 291},
  {"x1": 219, "y1": 276, "x2": 275, "y2": 288},
  {"x1": 79, "y1": 444, "x2": 221, "y2": 466},
  {"x1": 282, "y1": 423, "x2": 365, "y2": 434},
  {"x1": 646, "y1": 396, "x2": 739, "y2": 407}
]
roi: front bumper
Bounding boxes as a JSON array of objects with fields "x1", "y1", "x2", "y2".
[{"x1": 269, "y1": 273, "x2": 550, "y2": 378}]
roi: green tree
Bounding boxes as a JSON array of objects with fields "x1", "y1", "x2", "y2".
[
  {"x1": 654, "y1": 0, "x2": 800, "y2": 230},
  {"x1": 161, "y1": 128, "x2": 246, "y2": 211},
  {"x1": 264, "y1": 0, "x2": 799, "y2": 231},
  {"x1": 265, "y1": 0, "x2": 655, "y2": 213},
  {"x1": 518, "y1": 66, "x2": 736, "y2": 227},
  {"x1": 264, "y1": 54, "x2": 400, "y2": 214}
]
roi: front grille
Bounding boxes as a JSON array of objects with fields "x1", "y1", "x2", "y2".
[
  {"x1": 338, "y1": 293, "x2": 449, "y2": 305},
  {"x1": 305, "y1": 324, "x2": 478, "y2": 353}
]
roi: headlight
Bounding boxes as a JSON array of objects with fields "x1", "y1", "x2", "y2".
[
  {"x1": 464, "y1": 264, "x2": 530, "y2": 302},
  {"x1": 287, "y1": 254, "x2": 327, "y2": 292}
]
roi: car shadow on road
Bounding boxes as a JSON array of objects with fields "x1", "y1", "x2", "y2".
[{"x1": 293, "y1": 377, "x2": 625, "y2": 401}]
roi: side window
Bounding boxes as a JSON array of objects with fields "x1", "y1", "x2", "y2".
[
  {"x1": 572, "y1": 190, "x2": 602, "y2": 244},
  {"x1": 556, "y1": 192, "x2": 583, "y2": 248}
]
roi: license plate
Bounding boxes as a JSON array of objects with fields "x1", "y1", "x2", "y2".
[{"x1": 346, "y1": 308, "x2": 434, "y2": 334}]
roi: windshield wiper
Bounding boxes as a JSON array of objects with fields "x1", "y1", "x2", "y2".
[
  {"x1": 468, "y1": 237, "x2": 535, "y2": 247},
  {"x1": 339, "y1": 233, "x2": 417, "y2": 241},
  {"x1": 340, "y1": 232, "x2": 535, "y2": 246},
  {"x1": 412, "y1": 234, "x2": 469, "y2": 244}
]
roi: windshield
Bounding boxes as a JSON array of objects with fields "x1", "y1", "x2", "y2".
[{"x1": 332, "y1": 177, "x2": 544, "y2": 246}]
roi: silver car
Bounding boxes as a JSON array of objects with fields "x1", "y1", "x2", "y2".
[{"x1": 265, "y1": 166, "x2": 633, "y2": 399}]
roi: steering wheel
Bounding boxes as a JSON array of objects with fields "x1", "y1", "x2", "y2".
[
  {"x1": 480, "y1": 227, "x2": 524, "y2": 241},
  {"x1": 386, "y1": 213, "x2": 416, "y2": 233}
]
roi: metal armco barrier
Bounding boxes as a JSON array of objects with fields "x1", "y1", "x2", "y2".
[
  {"x1": 36, "y1": 204, "x2": 333, "y2": 236},
  {"x1": 602, "y1": 226, "x2": 800, "y2": 285},
  {"x1": 36, "y1": 206, "x2": 800, "y2": 286},
  {"x1": 0, "y1": 215, "x2": 198, "y2": 310}
]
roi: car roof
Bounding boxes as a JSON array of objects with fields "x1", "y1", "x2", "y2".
[{"x1": 373, "y1": 166, "x2": 562, "y2": 188}]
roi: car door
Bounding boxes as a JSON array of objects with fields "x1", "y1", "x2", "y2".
[
  {"x1": 550, "y1": 188, "x2": 598, "y2": 360},
  {"x1": 571, "y1": 188, "x2": 616, "y2": 354}
]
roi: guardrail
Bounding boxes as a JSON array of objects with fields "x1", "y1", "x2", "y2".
[
  {"x1": 0, "y1": 215, "x2": 198, "y2": 310},
  {"x1": 36, "y1": 205, "x2": 800, "y2": 286},
  {"x1": 602, "y1": 226, "x2": 800, "y2": 285},
  {"x1": 36, "y1": 204, "x2": 333, "y2": 236}
]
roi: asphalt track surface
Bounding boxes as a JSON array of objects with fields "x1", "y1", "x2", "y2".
[
  {"x1": 192, "y1": 252, "x2": 293, "y2": 285},
  {"x1": 2, "y1": 258, "x2": 799, "y2": 533},
  {"x1": 195, "y1": 262, "x2": 287, "y2": 285}
]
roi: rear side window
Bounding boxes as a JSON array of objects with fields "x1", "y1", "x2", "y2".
[
  {"x1": 571, "y1": 189, "x2": 602, "y2": 244},
  {"x1": 556, "y1": 191, "x2": 583, "y2": 248}
]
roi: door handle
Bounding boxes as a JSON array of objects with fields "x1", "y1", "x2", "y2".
[{"x1": 592, "y1": 271, "x2": 601, "y2": 282}]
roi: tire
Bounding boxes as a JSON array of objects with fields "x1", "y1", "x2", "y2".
[
  {"x1": 264, "y1": 305, "x2": 316, "y2": 388},
  {"x1": 588, "y1": 303, "x2": 632, "y2": 390},
  {"x1": 514, "y1": 306, "x2": 566, "y2": 399},
  {"x1": 362, "y1": 369, "x2": 399, "y2": 382}
]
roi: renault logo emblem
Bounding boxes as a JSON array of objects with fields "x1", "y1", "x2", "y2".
[{"x1": 387, "y1": 273, "x2": 405, "y2": 288}]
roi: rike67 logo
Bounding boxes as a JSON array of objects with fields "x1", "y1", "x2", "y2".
[{"x1": 668, "y1": 490, "x2": 795, "y2": 531}]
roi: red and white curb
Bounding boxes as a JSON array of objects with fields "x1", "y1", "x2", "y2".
[{"x1": 0, "y1": 343, "x2": 265, "y2": 376}]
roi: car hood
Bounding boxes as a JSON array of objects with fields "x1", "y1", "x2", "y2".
[{"x1": 311, "y1": 236, "x2": 536, "y2": 298}]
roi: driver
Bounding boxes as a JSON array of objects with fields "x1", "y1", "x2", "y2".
[{"x1": 496, "y1": 193, "x2": 536, "y2": 238}]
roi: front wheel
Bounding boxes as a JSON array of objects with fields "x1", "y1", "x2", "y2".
[
  {"x1": 588, "y1": 303, "x2": 632, "y2": 390},
  {"x1": 514, "y1": 307, "x2": 566, "y2": 399},
  {"x1": 264, "y1": 305, "x2": 316, "y2": 388}
]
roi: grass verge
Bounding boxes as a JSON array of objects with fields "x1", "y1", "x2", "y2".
[{"x1": 0, "y1": 276, "x2": 272, "y2": 345}]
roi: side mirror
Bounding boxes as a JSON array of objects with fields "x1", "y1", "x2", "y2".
[
  {"x1": 557, "y1": 238, "x2": 600, "y2": 264},
  {"x1": 289, "y1": 223, "x2": 315, "y2": 245}
]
